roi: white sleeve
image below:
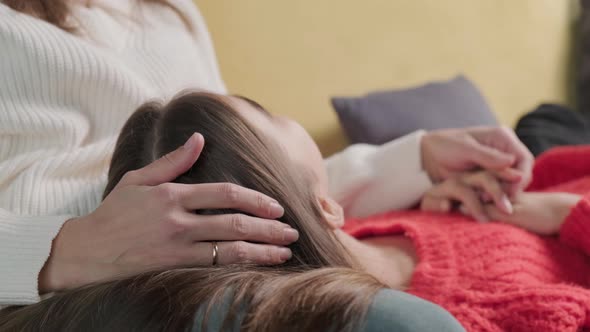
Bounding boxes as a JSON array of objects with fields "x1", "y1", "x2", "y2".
[
  {"x1": 0, "y1": 211, "x2": 72, "y2": 305},
  {"x1": 325, "y1": 131, "x2": 433, "y2": 218}
]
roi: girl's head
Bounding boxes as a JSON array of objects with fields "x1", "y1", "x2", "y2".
[
  {"x1": 104, "y1": 91, "x2": 385, "y2": 330},
  {"x1": 105, "y1": 91, "x2": 347, "y2": 268}
]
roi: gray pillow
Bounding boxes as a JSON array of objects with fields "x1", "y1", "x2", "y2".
[
  {"x1": 361, "y1": 289, "x2": 465, "y2": 332},
  {"x1": 332, "y1": 75, "x2": 497, "y2": 145}
]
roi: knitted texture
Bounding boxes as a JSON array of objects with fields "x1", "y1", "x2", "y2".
[{"x1": 344, "y1": 146, "x2": 590, "y2": 332}]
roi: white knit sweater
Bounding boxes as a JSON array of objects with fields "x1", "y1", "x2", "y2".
[{"x1": 0, "y1": 1, "x2": 431, "y2": 306}]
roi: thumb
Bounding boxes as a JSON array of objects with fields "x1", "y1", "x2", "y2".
[
  {"x1": 420, "y1": 195, "x2": 452, "y2": 213},
  {"x1": 121, "y1": 133, "x2": 205, "y2": 186},
  {"x1": 468, "y1": 143, "x2": 515, "y2": 170}
]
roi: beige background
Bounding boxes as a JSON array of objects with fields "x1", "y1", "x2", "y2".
[{"x1": 197, "y1": 0, "x2": 578, "y2": 156}]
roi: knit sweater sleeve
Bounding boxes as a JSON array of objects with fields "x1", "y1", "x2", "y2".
[
  {"x1": 0, "y1": 211, "x2": 73, "y2": 305},
  {"x1": 528, "y1": 146, "x2": 590, "y2": 191},
  {"x1": 325, "y1": 131, "x2": 433, "y2": 218},
  {"x1": 560, "y1": 196, "x2": 590, "y2": 256}
]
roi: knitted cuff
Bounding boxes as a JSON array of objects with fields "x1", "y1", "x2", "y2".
[
  {"x1": 560, "y1": 196, "x2": 590, "y2": 256},
  {"x1": 0, "y1": 211, "x2": 72, "y2": 306}
]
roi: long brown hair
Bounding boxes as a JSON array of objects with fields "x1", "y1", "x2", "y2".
[
  {"x1": 1, "y1": 0, "x2": 189, "y2": 32},
  {"x1": 0, "y1": 92, "x2": 384, "y2": 331}
]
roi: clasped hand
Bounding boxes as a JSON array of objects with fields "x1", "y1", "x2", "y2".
[{"x1": 419, "y1": 126, "x2": 580, "y2": 234}]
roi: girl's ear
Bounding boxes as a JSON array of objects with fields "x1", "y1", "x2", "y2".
[{"x1": 318, "y1": 196, "x2": 345, "y2": 229}]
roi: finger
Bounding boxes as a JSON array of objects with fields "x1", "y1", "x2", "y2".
[
  {"x1": 467, "y1": 142, "x2": 516, "y2": 171},
  {"x1": 491, "y1": 168, "x2": 523, "y2": 183},
  {"x1": 432, "y1": 180, "x2": 488, "y2": 222},
  {"x1": 479, "y1": 191, "x2": 493, "y2": 203},
  {"x1": 420, "y1": 195, "x2": 452, "y2": 213},
  {"x1": 503, "y1": 167, "x2": 530, "y2": 198},
  {"x1": 215, "y1": 241, "x2": 292, "y2": 265},
  {"x1": 483, "y1": 203, "x2": 510, "y2": 222},
  {"x1": 120, "y1": 133, "x2": 205, "y2": 187},
  {"x1": 495, "y1": 128, "x2": 534, "y2": 194},
  {"x1": 504, "y1": 129, "x2": 534, "y2": 184},
  {"x1": 462, "y1": 172, "x2": 513, "y2": 214},
  {"x1": 178, "y1": 182, "x2": 284, "y2": 219},
  {"x1": 513, "y1": 154, "x2": 534, "y2": 194},
  {"x1": 162, "y1": 241, "x2": 290, "y2": 267},
  {"x1": 185, "y1": 213, "x2": 299, "y2": 245},
  {"x1": 494, "y1": 168, "x2": 524, "y2": 199},
  {"x1": 477, "y1": 170, "x2": 519, "y2": 202}
]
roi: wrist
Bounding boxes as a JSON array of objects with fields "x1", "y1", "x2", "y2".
[{"x1": 38, "y1": 215, "x2": 92, "y2": 293}]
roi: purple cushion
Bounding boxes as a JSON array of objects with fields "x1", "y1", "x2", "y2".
[{"x1": 331, "y1": 75, "x2": 498, "y2": 145}]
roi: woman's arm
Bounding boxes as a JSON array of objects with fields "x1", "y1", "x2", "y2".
[
  {"x1": 325, "y1": 131, "x2": 432, "y2": 218},
  {"x1": 326, "y1": 126, "x2": 532, "y2": 219}
]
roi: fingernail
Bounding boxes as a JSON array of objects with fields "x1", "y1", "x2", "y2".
[
  {"x1": 502, "y1": 196, "x2": 513, "y2": 214},
  {"x1": 283, "y1": 228, "x2": 299, "y2": 242},
  {"x1": 269, "y1": 201, "x2": 284, "y2": 217},
  {"x1": 279, "y1": 248, "x2": 292, "y2": 261},
  {"x1": 184, "y1": 133, "x2": 198, "y2": 150}
]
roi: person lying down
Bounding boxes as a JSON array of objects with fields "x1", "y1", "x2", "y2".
[{"x1": 2, "y1": 91, "x2": 590, "y2": 332}]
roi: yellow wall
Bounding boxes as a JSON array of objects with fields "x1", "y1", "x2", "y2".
[{"x1": 197, "y1": 0, "x2": 578, "y2": 156}]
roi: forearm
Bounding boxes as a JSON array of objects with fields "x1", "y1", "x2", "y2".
[{"x1": 325, "y1": 131, "x2": 432, "y2": 218}]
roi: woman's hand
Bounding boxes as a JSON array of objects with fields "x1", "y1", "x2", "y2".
[
  {"x1": 483, "y1": 192, "x2": 582, "y2": 235},
  {"x1": 421, "y1": 126, "x2": 534, "y2": 197},
  {"x1": 420, "y1": 169, "x2": 520, "y2": 222},
  {"x1": 39, "y1": 133, "x2": 298, "y2": 293},
  {"x1": 420, "y1": 169, "x2": 581, "y2": 235}
]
